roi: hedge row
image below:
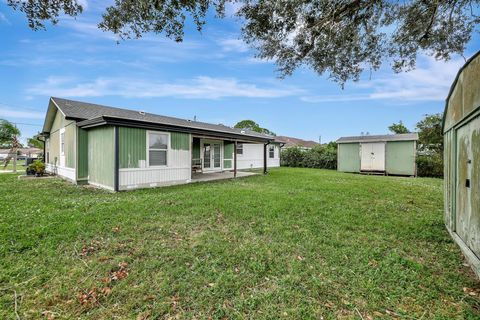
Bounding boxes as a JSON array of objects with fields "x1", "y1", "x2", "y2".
[{"x1": 280, "y1": 143, "x2": 337, "y2": 170}]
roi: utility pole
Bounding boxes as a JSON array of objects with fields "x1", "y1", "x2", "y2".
[
  {"x1": 319, "y1": 135, "x2": 321, "y2": 145},
  {"x1": 12, "y1": 124, "x2": 17, "y2": 173}
]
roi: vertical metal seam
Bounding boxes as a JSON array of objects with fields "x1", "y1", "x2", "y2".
[{"x1": 114, "y1": 126, "x2": 119, "y2": 192}]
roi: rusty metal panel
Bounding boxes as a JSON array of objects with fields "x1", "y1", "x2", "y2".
[
  {"x1": 462, "y1": 58, "x2": 480, "y2": 117},
  {"x1": 444, "y1": 129, "x2": 455, "y2": 230},
  {"x1": 455, "y1": 115, "x2": 480, "y2": 258}
]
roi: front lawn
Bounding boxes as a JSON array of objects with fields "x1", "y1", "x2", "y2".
[{"x1": 0, "y1": 168, "x2": 478, "y2": 319}]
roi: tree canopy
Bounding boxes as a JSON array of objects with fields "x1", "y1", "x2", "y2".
[
  {"x1": 415, "y1": 113, "x2": 443, "y2": 152},
  {"x1": 0, "y1": 119, "x2": 20, "y2": 148},
  {"x1": 6, "y1": 0, "x2": 479, "y2": 84},
  {"x1": 234, "y1": 119, "x2": 276, "y2": 136},
  {"x1": 28, "y1": 135, "x2": 44, "y2": 149},
  {"x1": 388, "y1": 121, "x2": 410, "y2": 134}
]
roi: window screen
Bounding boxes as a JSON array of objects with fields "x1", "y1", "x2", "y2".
[
  {"x1": 236, "y1": 143, "x2": 243, "y2": 155},
  {"x1": 269, "y1": 145, "x2": 275, "y2": 158},
  {"x1": 60, "y1": 132, "x2": 65, "y2": 155},
  {"x1": 149, "y1": 132, "x2": 168, "y2": 166}
]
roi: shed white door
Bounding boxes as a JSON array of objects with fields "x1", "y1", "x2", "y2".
[{"x1": 360, "y1": 142, "x2": 385, "y2": 171}]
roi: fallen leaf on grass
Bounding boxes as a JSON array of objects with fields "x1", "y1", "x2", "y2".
[
  {"x1": 41, "y1": 310, "x2": 55, "y2": 320},
  {"x1": 137, "y1": 311, "x2": 151, "y2": 320},
  {"x1": 101, "y1": 287, "x2": 112, "y2": 296},
  {"x1": 112, "y1": 226, "x2": 121, "y2": 233},
  {"x1": 463, "y1": 287, "x2": 480, "y2": 296},
  {"x1": 78, "y1": 287, "x2": 98, "y2": 306},
  {"x1": 110, "y1": 262, "x2": 129, "y2": 281}
]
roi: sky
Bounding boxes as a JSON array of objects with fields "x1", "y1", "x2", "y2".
[{"x1": 1, "y1": 1, "x2": 479, "y2": 144}]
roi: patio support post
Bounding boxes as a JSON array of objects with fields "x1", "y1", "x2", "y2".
[
  {"x1": 263, "y1": 143, "x2": 268, "y2": 175},
  {"x1": 234, "y1": 141, "x2": 237, "y2": 178}
]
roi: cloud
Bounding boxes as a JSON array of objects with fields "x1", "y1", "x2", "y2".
[
  {"x1": 28, "y1": 76, "x2": 303, "y2": 99},
  {"x1": 0, "y1": 108, "x2": 45, "y2": 119},
  {"x1": 301, "y1": 55, "x2": 465, "y2": 103},
  {"x1": 0, "y1": 12, "x2": 11, "y2": 25},
  {"x1": 218, "y1": 38, "x2": 249, "y2": 52}
]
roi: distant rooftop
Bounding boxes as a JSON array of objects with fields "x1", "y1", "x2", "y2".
[
  {"x1": 336, "y1": 133, "x2": 419, "y2": 143},
  {"x1": 275, "y1": 135, "x2": 319, "y2": 148}
]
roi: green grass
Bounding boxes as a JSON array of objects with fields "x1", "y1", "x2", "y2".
[
  {"x1": 1, "y1": 159, "x2": 26, "y2": 171},
  {"x1": 0, "y1": 168, "x2": 479, "y2": 319}
]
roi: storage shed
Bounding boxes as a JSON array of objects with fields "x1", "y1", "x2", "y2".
[
  {"x1": 443, "y1": 51, "x2": 480, "y2": 278},
  {"x1": 336, "y1": 133, "x2": 418, "y2": 176}
]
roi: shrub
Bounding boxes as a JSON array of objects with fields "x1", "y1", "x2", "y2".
[
  {"x1": 28, "y1": 159, "x2": 46, "y2": 176},
  {"x1": 281, "y1": 142, "x2": 337, "y2": 170},
  {"x1": 416, "y1": 152, "x2": 443, "y2": 178},
  {"x1": 280, "y1": 147, "x2": 304, "y2": 167}
]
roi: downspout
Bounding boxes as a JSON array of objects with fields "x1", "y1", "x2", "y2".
[
  {"x1": 234, "y1": 140, "x2": 237, "y2": 178},
  {"x1": 114, "y1": 126, "x2": 119, "y2": 192},
  {"x1": 263, "y1": 141, "x2": 270, "y2": 175}
]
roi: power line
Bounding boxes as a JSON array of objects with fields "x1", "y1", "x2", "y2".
[{"x1": 9, "y1": 122, "x2": 42, "y2": 127}]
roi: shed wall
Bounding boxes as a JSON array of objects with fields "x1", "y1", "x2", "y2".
[
  {"x1": 385, "y1": 141, "x2": 416, "y2": 176},
  {"x1": 337, "y1": 143, "x2": 360, "y2": 173},
  {"x1": 443, "y1": 52, "x2": 480, "y2": 278}
]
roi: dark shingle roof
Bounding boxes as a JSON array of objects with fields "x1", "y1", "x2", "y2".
[
  {"x1": 336, "y1": 133, "x2": 418, "y2": 143},
  {"x1": 50, "y1": 97, "x2": 274, "y2": 141}
]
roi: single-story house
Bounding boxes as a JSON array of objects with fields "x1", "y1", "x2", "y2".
[
  {"x1": 275, "y1": 135, "x2": 319, "y2": 150},
  {"x1": 40, "y1": 97, "x2": 280, "y2": 191},
  {"x1": 336, "y1": 133, "x2": 418, "y2": 176},
  {"x1": 443, "y1": 51, "x2": 480, "y2": 278}
]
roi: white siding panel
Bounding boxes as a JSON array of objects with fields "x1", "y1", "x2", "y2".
[
  {"x1": 237, "y1": 144, "x2": 280, "y2": 169},
  {"x1": 119, "y1": 149, "x2": 191, "y2": 190},
  {"x1": 46, "y1": 164, "x2": 76, "y2": 181}
]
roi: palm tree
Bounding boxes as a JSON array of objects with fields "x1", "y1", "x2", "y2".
[{"x1": 0, "y1": 119, "x2": 21, "y2": 172}]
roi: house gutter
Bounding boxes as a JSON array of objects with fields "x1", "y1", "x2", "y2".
[{"x1": 77, "y1": 116, "x2": 274, "y2": 144}]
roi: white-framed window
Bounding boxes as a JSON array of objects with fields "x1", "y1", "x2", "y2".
[
  {"x1": 60, "y1": 128, "x2": 65, "y2": 155},
  {"x1": 269, "y1": 145, "x2": 275, "y2": 158},
  {"x1": 148, "y1": 131, "x2": 169, "y2": 166},
  {"x1": 236, "y1": 143, "x2": 243, "y2": 155}
]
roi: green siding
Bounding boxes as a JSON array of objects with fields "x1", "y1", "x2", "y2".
[
  {"x1": 224, "y1": 159, "x2": 232, "y2": 169},
  {"x1": 77, "y1": 128, "x2": 88, "y2": 179},
  {"x1": 119, "y1": 127, "x2": 146, "y2": 168},
  {"x1": 385, "y1": 141, "x2": 416, "y2": 175},
  {"x1": 224, "y1": 142, "x2": 234, "y2": 159},
  {"x1": 337, "y1": 143, "x2": 360, "y2": 172},
  {"x1": 88, "y1": 126, "x2": 114, "y2": 189},
  {"x1": 171, "y1": 132, "x2": 190, "y2": 150},
  {"x1": 192, "y1": 138, "x2": 200, "y2": 159},
  {"x1": 65, "y1": 123, "x2": 76, "y2": 168}
]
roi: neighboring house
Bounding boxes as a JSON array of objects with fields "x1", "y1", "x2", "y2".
[
  {"x1": 0, "y1": 149, "x2": 10, "y2": 160},
  {"x1": 336, "y1": 133, "x2": 418, "y2": 176},
  {"x1": 19, "y1": 148, "x2": 42, "y2": 158},
  {"x1": 0, "y1": 148, "x2": 41, "y2": 160},
  {"x1": 41, "y1": 97, "x2": 280, "y2": 191},
  {"x1": 275, "y1": 135, "x2": 319, "y2": 150},
  {"x1": 443, "y1": 51, "x2": 480, "y2": 278}
]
